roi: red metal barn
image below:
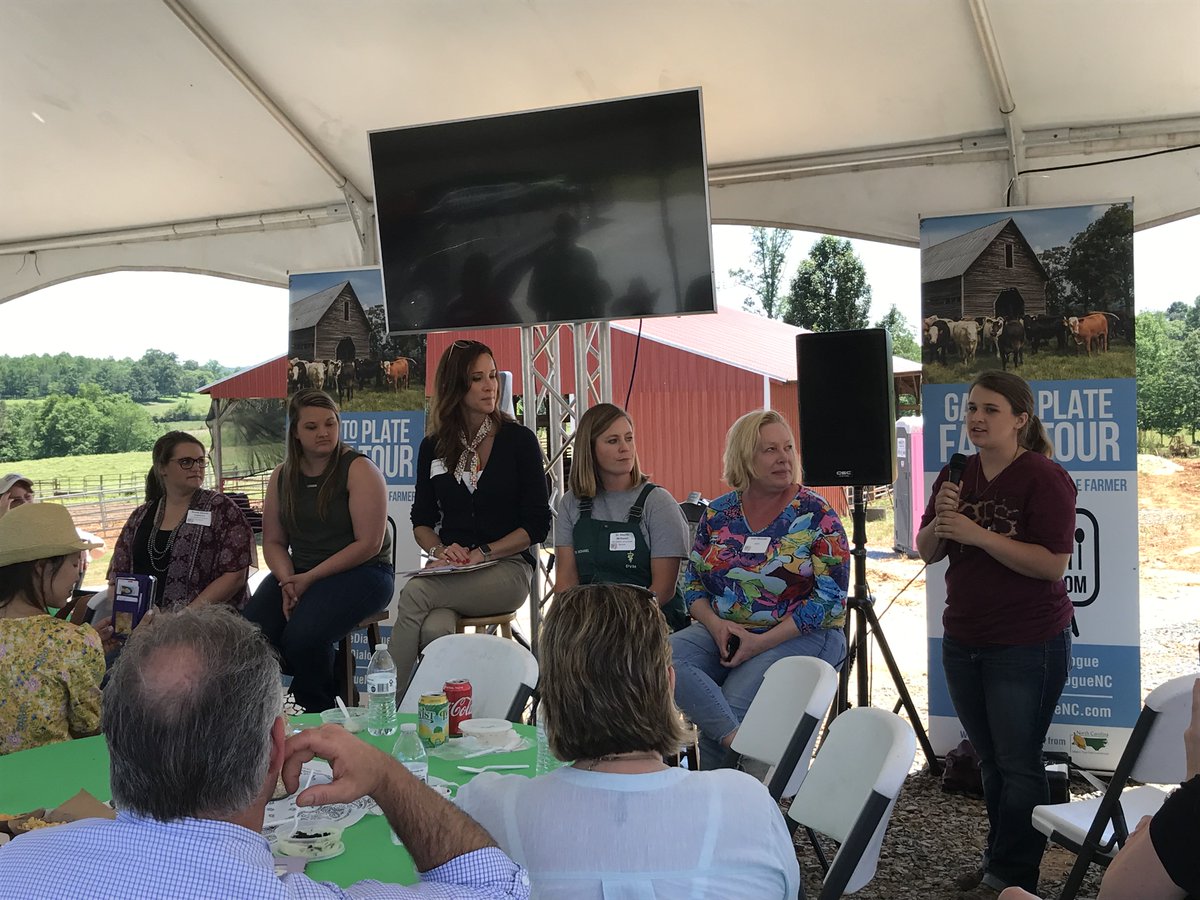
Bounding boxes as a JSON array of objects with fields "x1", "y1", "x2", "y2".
[{"x1": 421, "y1": 306, "x2": 923, "y2": 518}]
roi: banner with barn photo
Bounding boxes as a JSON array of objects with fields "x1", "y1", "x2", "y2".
[
  {"x1": 288, "y1": 267, "x2": 427, "y2": 688},
  {"x1": 919, "y1": 202, "x2": 1138, "y2": 770}
]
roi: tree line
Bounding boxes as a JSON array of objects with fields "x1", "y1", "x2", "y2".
[
  {"x1": 731, "y1": 226, "x2": 1198, "y2": 448},
  {"x1": 0, "y1": 350, "x2": 231, "y2": 402},
  {"x1": 0, "y1": 350, "x2": 234, "y2": 463}
]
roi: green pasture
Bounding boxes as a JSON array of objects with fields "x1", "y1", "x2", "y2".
[
  {"x1": 923, "y1": 345, "x2": 1135, "y2": 385},
  {"x1": 7, "y1": 451, "x2": 151, "y2": 487},
  {"x1": 339, "y1": 386, "x2": 427, "y2": 414}
]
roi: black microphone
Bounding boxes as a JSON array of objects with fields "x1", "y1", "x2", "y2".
[
  {"x1": 947, "y1": 453, "x2": 968, "y2": 487},
  {"x1": 934, "y1": 453, "x2": 969, "y2": 559}
]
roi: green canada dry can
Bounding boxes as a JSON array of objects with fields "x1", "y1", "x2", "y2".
[{"x1": 418, "y1": 692, "x2": 449, "y2": 747}]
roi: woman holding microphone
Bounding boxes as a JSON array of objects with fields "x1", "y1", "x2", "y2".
[{"x1": 917, "y1": 370, "x2": 1076, "y2": 898}]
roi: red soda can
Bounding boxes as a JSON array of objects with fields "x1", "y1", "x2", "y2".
[{"x1": 444, "y1": 679, "x2": 473, "y2": 737}]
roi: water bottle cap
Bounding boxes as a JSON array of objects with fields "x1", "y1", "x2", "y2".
[{"x1": 401, "y1": 723, "x2": 417, "y2": 732}]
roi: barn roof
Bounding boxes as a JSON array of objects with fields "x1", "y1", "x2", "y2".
[
  {"x1": 198, "y1": 355, "x2": 287, "y2": 399},
  {"x1": 920, "y1": 218, "x2": 1012, "y2": 283},
  {"x1": 611, "y1": 306, "x2": 921, "y2": 381},
  {"x1": 289, "y1": 280, "x2": 353, "y2": 330}
]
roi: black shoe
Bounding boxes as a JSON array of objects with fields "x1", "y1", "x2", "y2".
[{"x1": 953, "y1": 866, "x2": 986, "y2": 891}]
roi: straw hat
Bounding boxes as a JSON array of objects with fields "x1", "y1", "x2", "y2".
[{"x1": 0, "y1": 503, "x2": 102, "y2": 568}]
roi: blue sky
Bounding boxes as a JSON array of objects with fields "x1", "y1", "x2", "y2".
[{"x1": 2, "y1": 212, "x2": 1197, "y2": 368}]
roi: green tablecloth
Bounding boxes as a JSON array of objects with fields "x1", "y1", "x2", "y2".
[{"x1": 0, "y1": 714, "x2": 536, "y2": 887}]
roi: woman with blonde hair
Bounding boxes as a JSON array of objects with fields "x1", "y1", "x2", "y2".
[
  {"x1": 0, "y1": 503, "x2": 105, "y2": 754},
  {"x1": 387, "y1": 340, "x2": 550, "y2": 684},
  {"x1": 456, "y1": 582, "x2": 800, "y2": 898},
  {"x1": 917, "y1": 370, "x2": 1075, "y2": 897},
  {"x1": 244, "y1": 389, "x2": 393, "y2": 713},
  {"x1": 670, "y1": 409, "x2": 850, "y2": 768},
  {"x1": 553, "y1": 402, "x2": 691, "y2": 629}
]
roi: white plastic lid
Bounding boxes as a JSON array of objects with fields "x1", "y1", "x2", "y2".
[{"x1": 401, "y1": 723, "x2": 417, "y2": 732}]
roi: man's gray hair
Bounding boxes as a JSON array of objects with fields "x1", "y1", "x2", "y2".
[{"x1": 103, "y1": 605, "x2": 284, "y2": 820}]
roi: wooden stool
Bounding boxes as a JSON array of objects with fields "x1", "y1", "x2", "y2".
[
  {"x1": 337, "y1": 610, "x2": 388, "y2": 706},
  {"x1": 456, "y1": 612, "x2": 516, "y2": 640}
]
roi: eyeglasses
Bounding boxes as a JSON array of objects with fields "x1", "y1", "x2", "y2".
[
  {"x1": 451, "y1": 339, "x2": 482, "y2": 350},
  {"x1": 173, "y1": 457, "x2": 208, "y2": 470}
]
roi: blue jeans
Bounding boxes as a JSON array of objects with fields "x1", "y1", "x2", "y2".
[
  {"x1": 942, "y1": 629, "x2": 1071, "y2": 893},
  {"x1": 243, "y1": 563, "x2": 394, "y2": 713},
  {"x1": 670, "y1": 621, "x2": 846, "y2": 770}
]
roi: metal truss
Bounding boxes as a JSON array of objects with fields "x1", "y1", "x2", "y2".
[{"x1": 520, "y1": 321, "x2": 611, "y2": 654}]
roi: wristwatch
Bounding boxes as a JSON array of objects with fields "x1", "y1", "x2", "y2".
[
  {"x1": 430, "y1": 543, "x2": 445, "y2": 559},
  {"x1": 477, "y1": 543, "x2": 493, "y2": 561}
]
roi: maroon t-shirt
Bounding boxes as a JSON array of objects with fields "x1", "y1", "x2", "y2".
[{"x1": 920, "y1": 450, "x2": 1077, "y2": 645}]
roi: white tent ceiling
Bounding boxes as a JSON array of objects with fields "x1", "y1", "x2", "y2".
[{"x1": 3, "y1": 0, "x2": 1199, "y2": 304}]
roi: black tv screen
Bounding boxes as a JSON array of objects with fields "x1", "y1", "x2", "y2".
[{"x1": 369, "y1": 89, "x2": 714, "y2": 333}]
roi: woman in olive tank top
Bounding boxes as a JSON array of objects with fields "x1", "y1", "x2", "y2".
[{"x1": 243, "y1": 389, "x2": 394, "y2": 713}]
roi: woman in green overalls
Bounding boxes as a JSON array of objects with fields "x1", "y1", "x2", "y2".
[{"x1": 553, "y1": 403, "x2": 692, "y2": 630}]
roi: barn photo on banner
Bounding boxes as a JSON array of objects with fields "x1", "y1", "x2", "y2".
[
  {"x1": 287, "y1": 267, "x2": 427, "y2": 687},
  {"x1": 919, "y1": 201, "x2": 1138, "y2": 770}
]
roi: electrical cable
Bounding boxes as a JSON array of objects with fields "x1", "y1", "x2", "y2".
[{"x1": 624, "y1": 318, "x2": 644, "y2": 408}]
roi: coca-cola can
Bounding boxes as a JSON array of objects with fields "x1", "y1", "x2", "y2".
[{"x1": 444, "y1": 679, "x2": 473, "y2": 737}]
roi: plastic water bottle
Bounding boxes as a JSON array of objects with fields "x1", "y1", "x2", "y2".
[
  {"x1": 365, "y1": 647, "x2": 397, "y2": 736},
  {"x1": 391, "y1": 724, "x2": 428, "y2": 845},
  {"x1": 535, "y1": 720, "x2": 562, "y2": 775}
]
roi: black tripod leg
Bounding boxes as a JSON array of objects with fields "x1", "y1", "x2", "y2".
[{"x1": 858, "y1": 600, "x2": 942, "y2": 774}]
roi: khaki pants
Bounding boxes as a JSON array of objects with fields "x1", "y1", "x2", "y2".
[{"x1": 387, "y1": 555, "x2": 532, "y2": 687}]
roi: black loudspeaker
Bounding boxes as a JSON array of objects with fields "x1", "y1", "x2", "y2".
[{"x1": 795, "y1": 329, "x2": 897, "y2": 486}]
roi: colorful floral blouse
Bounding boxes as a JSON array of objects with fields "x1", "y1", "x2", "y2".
[
  {"x1": 0, "y1": 616, "x2": 104, "y2": 756},
  {"x1": 681, "y1": 487, "x2": 850, "y2": 633}
]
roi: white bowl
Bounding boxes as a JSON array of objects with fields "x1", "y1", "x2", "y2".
[
  {"x1": 319, "y1": 707, "x2": 367, "y2": 733},
  {"x1": 457, "y1": 718, "x2": 515, "y2": 747}
]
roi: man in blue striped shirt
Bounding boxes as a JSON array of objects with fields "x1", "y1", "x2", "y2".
[{"x1": 0, "y1": 606, "x2": 530, "y2": 900}]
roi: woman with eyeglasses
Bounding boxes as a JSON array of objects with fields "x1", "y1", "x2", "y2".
[
  {"x1": 386, "y1": 339, "x2": 550, "y2": 685},
  {"x1": 244, "y1": 389, "x2": 394, "y2": 714},
  {"x1": 108, "y1": 431, "x2": 256, "y2": 611},
  {"x1": 553, "y1": 403, "x2": 691, "y2": 631}
]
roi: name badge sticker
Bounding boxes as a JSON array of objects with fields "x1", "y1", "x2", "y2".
[
  {"x1": 742, "y1": 536, "x2": 771, "y2": 554},
  {"x1": 609, "y1": 532, "x2": 637, "y2": 552},
  {"x1": 186, "y1": 510, "x2": 213, "y2": 527}
]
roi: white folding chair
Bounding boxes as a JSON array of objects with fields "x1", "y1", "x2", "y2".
[
  {"x1": 1032, "y1": 673, "x2": 1197, "y2": 900},
  {"x1": 787, "y1": 707, "x2": 916, "y2": 899},
  {"x1": 730, "y1": 655, "x2": 839, "y2": 800},
  {"x1": 399, "y1": 633, "x2": 539, "y2": 722}
]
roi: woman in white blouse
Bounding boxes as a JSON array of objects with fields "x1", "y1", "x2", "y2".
[{"x1": 455, "y1": 582, "x2": 800, "y2": 899}]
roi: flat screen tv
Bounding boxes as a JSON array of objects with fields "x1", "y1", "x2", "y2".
[{"x1": 369, "y1": 89, "x2": 714, "y2": 334}]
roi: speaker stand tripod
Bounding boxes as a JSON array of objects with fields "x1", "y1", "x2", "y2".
[{"x1": 835, "y1": 485, "x2": 942, "y2": 775}]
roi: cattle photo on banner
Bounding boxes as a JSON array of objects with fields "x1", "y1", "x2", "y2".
[
  {"x1": 288, "y1": 267, "x2": 426, "y2": 688},
  {"x1": 920, "y1": 202, "x2": 1138, "y2": 770}
]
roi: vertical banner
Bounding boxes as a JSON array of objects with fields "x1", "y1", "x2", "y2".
[
  {"x1": 920, "y1": 202, "x2": 1138, "y2": 770},
  {"x1": 288, "y1": 268, "x2": 427, "y2": 686}
]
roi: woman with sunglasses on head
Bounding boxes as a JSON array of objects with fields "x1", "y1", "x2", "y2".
[
  {"x1": 456, "y1": 583, "x2": 800, "y2": 898},
  {"x1": 553, "y1": 402, "x2": 691, "y2": 631},
  {"x1": 108, "y1": 431, "x2": 256, "y2": 611},
  {"x1": 917, "y1": 371, "x2": 1076, "y2": 898},
  {"x1": 244, "y1": 390, "x2": 393, "y2": 714},
  {"x1": 387, "y1": 339, "x2": 550, "y2": 685}
]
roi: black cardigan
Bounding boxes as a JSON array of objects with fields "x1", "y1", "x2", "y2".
[{"x1": 411, "y1": 420, "x2": 551, "y2": 566}]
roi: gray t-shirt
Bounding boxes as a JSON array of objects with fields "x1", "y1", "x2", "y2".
[{"x1": 555, "y1": 483, "x2": 692, "y2": 558}]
